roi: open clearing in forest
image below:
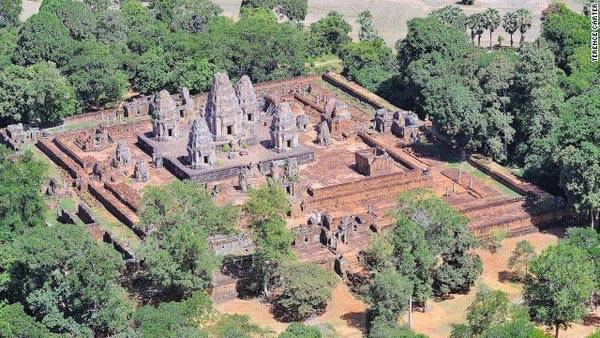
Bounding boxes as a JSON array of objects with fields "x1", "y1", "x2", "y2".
[
  {"x1": 215, "y1": 0, "x2": 583, "y2": 46},
  {"x1": 21, "y1": 0, "x2": 583, "y2": 47},
  {"x1": 216, "y1": 230, "x2": 600, "y2": 338}
]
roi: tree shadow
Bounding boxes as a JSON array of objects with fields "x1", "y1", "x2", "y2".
[
  {"x1": 498, "y1": 270, "x2": 521, "y2": 283},
  {"x1": 341, "y1": 311, "x2": 367, "y2": 333},
  {"x1": 583, "y1": 313, "x2": 600, "y2": 327}
]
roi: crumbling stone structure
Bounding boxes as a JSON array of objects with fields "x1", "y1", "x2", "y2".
[
  {"x1": 270, "y1": 102, "x2": 299, "y2": 152},
  {"x1": 374, "y1": 109, "x2": 393, "y2": 133},
  {"x1": 325, "y1": 102, "x2": 351, "y2": 139},
  {"x1": 134, "y1": 159, "x2": 149, "y2": 182},
  {"x1": 91, "y1": 161, "x2": 108, "y2": 180},
  {"x1": 286, "y1": 158, "x2": 299, "y2": 178},
  {"x1": 151, "y1": 90, "x2": 181, "y2": 141},
  {"x1": 391, "y1": 111, "x2": 420, "y2": 143},
  {"x1": 74, "y1": 125, "x2": 112, "y2": 152},
  {"x1": 355, "y1": 147, "x2": 395, "y2": 177},
  {"x1": 3, "y1": 123, "x2": 39, "y2": 149},
  {"x1": 187, "y1": 119, "x2": 216, "y2": 169},
  {"x1": 114, "y1": 142, "x2": 131, "y2": 167},
  {"x1": 238, "y1": 165, "x2": 252, "y2": 192},
  {"x1": 235, "y1": 75, "x2": 258, "y2": 127},
  {"x1": 205, "y1": 73, "x2": 244, "y2": 142},
  {"x1": 317, "y1": 121, "x2": 332, "y2": 146},
  {"x1": 123, "y1": 96, "x2": 151, "y2": 117},
  {"x1": 177, "y1": 87, "x2": 194, "y2": 118},
  {"x1": 296, "y1": 114, "x2": 309, "y2": 131}
]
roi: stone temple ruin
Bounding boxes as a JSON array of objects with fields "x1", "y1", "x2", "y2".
[
  {"x1": 187, "y1": 119, "x2": 216, "y2": 168},
  {"x1": 151, "y1": 90, "x2": 181, "y2": 141},
  {"x1": 30, "y1": 71, "x2": 567, "y2": 304}
]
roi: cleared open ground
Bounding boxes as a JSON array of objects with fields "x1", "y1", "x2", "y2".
[
  {"x1": 215, "y1": 0, "x2": 584, "y2": 45},
  {"x1": 20, "y1": 0, "x2": 584, "y2": 46}
]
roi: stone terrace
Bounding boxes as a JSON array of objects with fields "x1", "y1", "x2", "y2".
[{"x1": 27, "y1": 72, "x2": 566, "y2": 303}]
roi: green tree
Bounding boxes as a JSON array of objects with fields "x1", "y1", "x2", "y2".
[
  {"x1": 515, "y1": 8, "x2": 532, "y2": 47},
  {"x1": 0, "y1": 0, "x2": 21, "y2": 28},
  {"x1": 273, "y1": 261, "x2": 336, "y2": 321},
  {"x1": 396, "y1": 15, "x2": 471, "y2": 112},
  {"x1": 0, "y1": 302, "x2": 61, "y2": 338},
  {"x1": 276, "y1": 0, "x2": 308, "y2": 22},
  {"x1": 514, "y1": 42, "x2": 564, "y2": 163},
  {"x1": 466, "y1": 13, "x2": 486, "y2": 47},
  {"x1": 243, "y1": 179, "x2": 293, "y2": 296},
  {"x1": 524, "y1": 243, "x2": 596, "y2": 338},
  {"x1": 131, "y1": 291, "x2": 212, "y2": 337},
  {"x1": 482, "y1": 8, "x2": 501, "y2": 48},
  {"x1": 484, "y1": 228, "x2": 509, "y2": 254},
  {"x1": 477, "y1": 52, "x2": 516, "y2": 161},
  {"x1": 502, "y1": 11, "x2": 519, "y2": 47},
  {"x1": 367, "y1": 268, "x2": 413, "y2": 323},
  {"x1": 121, "y1": 0, "x2": 169, "y2": 54},
  {"x1": 369, "y1": 317, "x2": 427, "y2": 338},
  {"x1": 83, "y1": 0, "x2": 112, "y2": 12},
  {"x1": 307, "y1": 11, "x2": 351, "y2": 57},
  {"x1": 0, "y1": 27, "x2": 17, "y2": 68},
  {"x1": 139, "y1": 181, "x2": 237, "y2": 296},
  {"x1": 241, "y1": 0, "x2": 307, "y2": 21},
  {"x1": 422, "y1": 74, "x2": 485, "y2": 154},
  {"x1": 141, "y1": 220, "x2": 221, "y2": 297},
  {"x1": 430, "y1": 6, "x2": 466, "y2": 30},
  {"x1": 357, "y1": 10, "x2": 380, "y2": 42},
  {"x1": 0, "y1": 148, "x2": 47, "y2": 243},
  {"x1": 95, "y1": 9, "x2": 128, "y2": 44},
  {"x1": 41, "y1": 0, "x2": 97, "y2": 40},
  {"x1": 395, "y1": 190, "x2": 482, "y2": 300},
  {"x1": 174, "y1": 56, "x2": 216, "y2": 93},
  {"x1": 508, "y1": 240, "x2": 536, "y2": 279},
  {"x1": 541, "y1": 3, "x2": 588, "y2": 71},
  {"x1": 553, "y1": 85, "x2": 600, "y2": 227},
  {"x1": 61, "y1": 40, "x2": 128, "y2": 108},
  {"x1": 209, "y1": 314, "x2": 270, "y2": 338},
  {"x1": 243, "y1": 178, "x2": 290, "y2": 225},
  {"x1": 563, "y1": 44, "x2": 600, "y2": 96},
  {"x1": 340, "y1": 40, "x2": 396, "y2": 93},
  {"x1": 466, "y1": 287, "x2": 512, "y2": 335},
  {"x1": 232, "y1": 9, "x2": 306, "y2": 82},
  {"x1": 170, "y1": 0, "x2": 222, "y2": 33},
  {"x1": 279, "y1": 322, "x2": 322, "y2": 338},
  {"x1": 0, "y1": 62, "x2": 79, "y2": 126},
  {"x1": 0, "y1": 224, "x2": 132, "y2": 336},
  {"x1": 132, "y1": 47, "x2": 171, "y2": 94},
  {"x1": 14, "y1": 11, "x2": 73, "y2": 65}
]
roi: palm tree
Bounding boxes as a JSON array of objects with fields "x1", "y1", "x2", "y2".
[
  {"x1": 515, "y1": 8, "x2": 532, "y2": 47},
  {"x1": 465, "y1": 14, "x2": 477, "y2": 43},
  {"x1": 474, "y1": 13, "x2": 486, "y2": 47},
  {"x1": 502, "y1": 11, "x2": 518, "y2": 47},
  {"x1": 467, "y1": 14, "x2": 486, "y2": 47},
  {"x1": 483, "y1": 8, "x2": 501, "y2": 48}
]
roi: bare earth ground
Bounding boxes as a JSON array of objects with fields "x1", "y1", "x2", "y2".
[
  {"x1": 214, "y1": 0, "x2": 583, "y2": 46},
  {"x1": 20, "y1": 0, "x2": 583, "y2": 46},
  {"x1": 215, "y1": 230, "x2": 600, "y2": 338},
  {"x1": 214, "y1": 282, "x2": 367, "y2": 337}
]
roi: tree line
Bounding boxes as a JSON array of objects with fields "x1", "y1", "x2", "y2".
[
  {"x1": 0, "y1": 0, "x2": 355, "y2": 127},
  {"x1": 340, "y1": 3, "x2": 599, "y2": 228},
  {"x1": 0, "y1": 146, "x2": 336, "y2": 337}
]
